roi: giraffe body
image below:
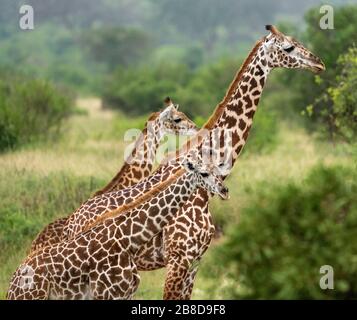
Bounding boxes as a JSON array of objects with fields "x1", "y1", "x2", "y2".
[
  {"x1": 30, "y1": 100, "x2": 197, "y2": 253},
  {"x1": 27, "y1": 26, "x2": 325, "y2": 299},
  {"x1": 7, "y1": 158, "x2": 228, "y2": 300},
  {"x1": 131, "y1": 25, "x2": 326, "y2": 299}
]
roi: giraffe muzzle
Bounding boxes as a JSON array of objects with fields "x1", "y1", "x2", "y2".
[{"x1": 218, "y1": 186, "x2": 230, "y2": 200}]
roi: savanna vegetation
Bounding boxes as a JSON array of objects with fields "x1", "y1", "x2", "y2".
[{"x1": 0, "y1": 0, "x2": 356, "y2": 299}]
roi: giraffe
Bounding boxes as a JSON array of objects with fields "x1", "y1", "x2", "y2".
[
  {"x1": 7, "y1": 155, "x2": 229, "y2": 300},
  {"x1": 28, "y1": 24, "x2": 325, "y2": 299},
  {"x1": 30, "y1": 98, "x2": 198, "y2": 253},
  {"x1": 129, "y1": 25, "x2": 326, "y2": 299}
]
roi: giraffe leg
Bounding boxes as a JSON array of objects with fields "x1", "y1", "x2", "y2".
[
  {"x1": 163, "y1": 251, "x2": 196, "y2": 300},
  {"x1": 181, "y1": 266, "x2": 199, "y2": 300}
]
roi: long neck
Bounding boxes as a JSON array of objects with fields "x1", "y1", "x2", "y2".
[
  {"x1": 201, "y1": 41, "x2": 271, "y2": 168},
  {"x1": 94, "y1": 114, "x2": 163, "y2": 196},
  {"x1": 167, "y1": 39, "x2": 271, "y2": 169},
  {"x1": 116, "y1": 172, "x2": 198, "y2": 253}
]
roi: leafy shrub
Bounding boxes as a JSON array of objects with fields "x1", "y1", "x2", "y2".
[
  {"x1": 102, "y1": 62, "x2": 191, "y2": 115},
  {"x1": 280, "y1": 5, "x2": 357, "y2": 138},
  {"x1": 307, "y1": 47, "x2": 357, "y2": 142},
  {"x1": 0, "y1": 72, "x2": 73, "y2": 151},
  {"x1": 219, "y1": 165, "x2": 357, "y2": 299},
  {"x1": 81, "y1": 26, "x2": 153, "y2": 69}
]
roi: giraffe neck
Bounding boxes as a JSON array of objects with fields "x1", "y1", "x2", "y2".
[
  {"x1": 112, "y1": 172, "x2": 198, "y2": 253},
  {"x1": 94, "y1": 113, "x2": 163, "y2": 195},
  {"x1": 167, "y1": 39, "x2": 270, "y2": 169},
  {"x1": 202, "y1": 41, "x2": 271, "y2": 167}
]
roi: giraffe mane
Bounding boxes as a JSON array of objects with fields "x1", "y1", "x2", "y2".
[
  {"x1": 163, "y1": 38, "x2": 265, "y2": 163},
  {"x1": 202, "y1": 39, "x2": 263, "y2": 130},
  {"x1": 93, "y1": 111, "x2": 161, "y2": 196},
  {"x1": 83, "y1": 168, "x2": 187, "y2": 232}
]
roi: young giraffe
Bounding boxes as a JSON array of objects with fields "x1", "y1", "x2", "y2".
[
  {"x1": 7, "y1": 155, "x2": 229, "y2": 300},
  {"x1": 30, "y1": 98, "x2": 198, "y2": 252},
  {"x1": 28, "y1": 25, "x2": 325, "y2": 299},
  {"x1": 129, "y1": 25, "x2": 326, "y2": 299}
]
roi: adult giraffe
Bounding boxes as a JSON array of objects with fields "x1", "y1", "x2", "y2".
[
  {"x1": 8, "y1": 154, "x2": 228, "y2": 300},
  {"x1": 29, "y1": 25, "x2": 325, "y2": 299},
  {"x1": 30, "y1": 98, "x2": 198, "y2": 253},
  {"x1": 132, "y1": 25, "x2": 325, "y2": 299}
]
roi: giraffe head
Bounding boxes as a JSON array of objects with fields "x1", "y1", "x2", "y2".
[
  {"x1": 183, "y1": 152, "x2": 229, "y2": 200},
  {"x1": 159, "y1": 97, "x2": 199, "y2": 136},
  {"x1": 263, "y1": 25, "x2": 325, "y2": 73}
]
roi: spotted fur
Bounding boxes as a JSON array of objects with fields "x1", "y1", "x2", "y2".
[
  {"x1": 7, "y1": 158, "x2": 228, "y2": 300},
  {"x1": 132, "y1": 25, "x2": 325, "y2": 300},
  {"x1": 30, "y1": 100, "x2": 198, "y2": 253}
]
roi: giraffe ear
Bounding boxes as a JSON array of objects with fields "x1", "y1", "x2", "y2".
[{"x1": 174, "y1": 104, "x2": 179, "y2": 110}]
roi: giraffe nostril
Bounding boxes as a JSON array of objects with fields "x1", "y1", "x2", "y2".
[{"x1": 219, "y1": 186, "x2": 229, "y2": 200}]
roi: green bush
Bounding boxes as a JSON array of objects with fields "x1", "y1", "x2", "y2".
[
  {"x1": 307, "y1": 47, "x2": 357, "y2": 142},
  {"x1": 280, "y1": 5, "x2": 357, "y2": 138},
  {"x1": 102, "y1": 62, "x2": 191, "y2": 115},
  {"x1": 0, "y1": 72, "x2": 73, "y2": 151},
  {"x1": 82, "y1": 27, "x2": 154, "y2": 70},
  {"x1": 219, "y1": 164, "x2": 357, "y2": 299}
]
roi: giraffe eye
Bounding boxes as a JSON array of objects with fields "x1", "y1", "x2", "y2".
[
  {"x1": 174, "y1": 118, "x2": 182, "y2": 123},
  {"x1": 284, "y1": 46, "x2": 295, "y2": 53},
  {"x1": 200, "y1": 172, "x2": 209, "y2": 178}
]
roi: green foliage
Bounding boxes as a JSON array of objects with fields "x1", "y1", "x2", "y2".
[
  {"x1": 0, "y1": 24, "x2": 100, "y2": 92},
  {"x1": 102, "y1": 62, "x2": 191, "y2": 115},
  {"x1": 103, "y1": 57, "x2": 238, "y2": 117},
  {"x1": 309, "y1": 47, "x2": 357, "y2": 142},
  {"x1": 104, "y1": 56, "x2": 278, "y2": 153},
  {"x1": 0, "y1": 72, "x2": 73, "y2": 151},
  {"x1": 244, "y1": 110, "x2": 278, "y2": 155},
  {"x1": 281, "y1": 5, "x2": 357, "y2": 139},
  {"x1": 219, "y1": 165, "x2": 357, "y2": 299},
  {"x1": 177, "y1": 57, "x2": 239, "y2": 118},
  {"x1": 82, "y1": 27, "x2": 154, "y2": 69}
]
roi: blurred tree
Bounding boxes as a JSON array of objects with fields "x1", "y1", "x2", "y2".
[
  {"x1": 102, "y1": 62, "x2": 190, "y2": 115},
  {"x1": 281, "y1": 5, "x2": 357, "y2": 138},
  {"x1": 219, "y1": 164, "x2": 357, "y2": 299},
  {"x1": 81, "y1": 27, "x2": 153, "y2": 69},
  {"x1": 0, "y1": 70, "x2": 73, "y2": 151},
  {"x1": 309, "y1": 47, "x2": 357, "y2": 141}
]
